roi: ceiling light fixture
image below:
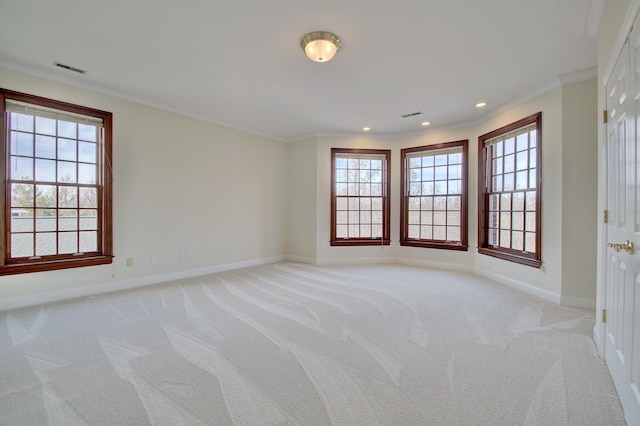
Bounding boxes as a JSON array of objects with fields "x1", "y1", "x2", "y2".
[
  {"x1": 301, "y1": 31, "x2": 341, "y2": 63},
  {"x1": 475, "y1": 102, "x2": 487, "y2": 108},
  {"x1": 421, "y1": 121, "x2": 431, "y2": 127},
  {"x1": 363, "y1": 127, "x2": 371, "y2": 132}
]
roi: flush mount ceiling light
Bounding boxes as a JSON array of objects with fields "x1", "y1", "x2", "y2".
[{"x1": 301, "y1": 31, "x2": 341, "y2": 63}]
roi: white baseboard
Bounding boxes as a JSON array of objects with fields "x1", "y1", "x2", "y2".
[
  {"x1": 316, "y1": 256, "x2": 395, "y2": 266},
  {"x1": 474, "y1": 266, "x2": 562, "y2": 305},
  {"x1": 284, "y1": 255, "x2": 317, "y2": 264},
  {"x1": 0, "y1": 255, "x2": 285, "y2": 311},
  {"x1": 395, "y1": 257, "x2": 475, "y2": 274},
  {"x1": 560, "y1": 295, "x2": 596, "y2": 310}
]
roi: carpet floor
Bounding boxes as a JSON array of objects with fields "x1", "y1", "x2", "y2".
[{"x1": 0, "y1": 262, "x2": 627, "y2": 425}]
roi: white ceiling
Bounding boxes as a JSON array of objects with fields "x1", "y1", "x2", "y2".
[{"x1": 0, "y1": 0, "x2": 602, "y2": 141}]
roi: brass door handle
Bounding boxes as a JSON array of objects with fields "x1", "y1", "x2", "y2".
[{"x1": 608, "y1": 240, "x2": 635, "y2": 254}]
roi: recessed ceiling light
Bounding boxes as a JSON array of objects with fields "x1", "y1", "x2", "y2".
[
  {"x1": 362, "y1": 127, "x2": 371, "y2": 132},
  {"x1": 421, "y1": 121, "x2": 431, "y2": 126},
  {"x1": 475, "y1": 102, "x2": 487, "y2": 108}
]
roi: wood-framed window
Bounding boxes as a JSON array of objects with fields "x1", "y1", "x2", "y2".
[
  {"x1": 400, "y1": 140, "x2": 468, "y2": 250},
  {"x1": 478, "y1": 112, "x2": 541, "y2": 268},
  {"x1": 0, "y1": 88, "x2": 113, "y2": 275},
  {"x1": 331, "y1": 148, "x2": 391, "y2": 246}
]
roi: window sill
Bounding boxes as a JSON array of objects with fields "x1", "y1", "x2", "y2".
[
  {"x1": 478, "y1": 247, "x2": 541, "y2": 268},
  {"x1": 0, "y1": 255, "x2": 114, "y2": 276},
  {"x1": 400, "y1": 240, "x2": 468, "y2": 251}
]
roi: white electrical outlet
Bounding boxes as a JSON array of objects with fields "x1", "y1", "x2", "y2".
[
  {"x1": 178, "y1": 251, "x2": 186, "y2": 261},
  {"x1": 126, "y1": 257, "x2": 134, "y2": 267},
  {"x1": 151, "y1": 256, "x2": 157, "y2": 265}
]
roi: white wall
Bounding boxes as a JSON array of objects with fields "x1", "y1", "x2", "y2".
[
  {"x1": 561, "y1": 78, "x2": 598, "y2": 307},
  {"x1": 0, "y1": 67, "x2": 287, "y2": 305},
  {"x1": 285, "y1": 137, "x2": 317, "y2": 262}
]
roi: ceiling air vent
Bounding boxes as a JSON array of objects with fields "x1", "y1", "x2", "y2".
[
  {"x1": 54, "y1": 62, "x2": 87, "y2": 75},
  {"x1": 401, "y1": 111, "x2": 422, "y2": 118}
]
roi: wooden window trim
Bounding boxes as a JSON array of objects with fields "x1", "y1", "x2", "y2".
[
  {"x1": 330, "y1": 148, "x2": 391, "y2": 246},
  {"x1": 477, "y1": 112, "x2": 542, "y2": 268},
  {"x1": 400, "y1": 140, "x2": 469, "y2": 251},
  {"x1": 0, "y1": 88, "x2": 113, "y2": 275}
]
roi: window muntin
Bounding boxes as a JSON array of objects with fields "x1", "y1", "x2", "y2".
[
  {"x1": 331, "y1": 148, "x2": 390, "y2": 246},
  {"x1": 478, "y1": 112, "x2": 541, "y2": 267},
  {"x1": 1, "y1": 89, "x2": 113, "y2": 275},
  {"x1": 400, "y1": 140, "x2": 468, "y2": 250}
]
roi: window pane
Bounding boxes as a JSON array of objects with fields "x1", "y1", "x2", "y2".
[
  {"x1": 336, "y1": 225, "x2": 347, "y2": 238},
  {"x1": 525, "y1": 232, "x2": 537, "y2": 253},
  {"x1": 11, "y1": 131, "x2": 34, "y2": 157},
  {"x1": 447, "y1": 226, "x2": 460, "y2": 242},
  {"x1": 58, "y1": 161, "x2": 77, "y2": 183},
  {"x1": 36, "y1": 209, "x2": 57, "y2": 232},
  {"x1": 526, "y1": 191, "x2": 536, "y2": 210},
  {"x1": 336, "y1": 158, "x2": 347, "y2": 168},
  {"x1": 35, "y1": 135, "x2": 56, "y2": 159},
  {"x1": 78, "y1": 124, "x2": 97, "y2": 142},
  {"x1": 504, "y1": 138, "x2": 515, "y2": 155},
  {"x1": 59, "y1": 187, "x2": 78, "y2": 208},
  {"x1": 35, "y1": 159, "x2": 56, "y2": 182},
  {"x1": 360, "y1": 225, "x2": 371, "y2": 237},
  {"x1": 516, "y1": 133, "x2": 528, "y2": 152},
  {"x1": 503, "y1": 173, "x2": 514, "y2": 191},
  {"x1": 435, "y1": 166, "x2": 447, "y2": 180},
  {"x1": 59, "y1": 231, "x2": 78, "y2": 254},
  {"x1": 79, "y1": 141, "x2": 97, "y2": 163},
  {"x1": 515, "y1": 171, "x2": 527, "y2": 190},
  {"x1": 516, "y1": 152, "x2": 528, "y2": 171},
  {"x1": 348, "y1": 225, "x2": 359, "y2": 238},
  {"x1": 500, "y1": 212, "x2": 511, "y2": 229},
  {"x1": 35, "y1": 117, "x2": 55, "y2": 135},
  {"x1": 58, "y1": 121, "x2": 77, "y2": 139},
  {"x1": 36, "y1": 232, "x2": 57, "y2": 256},
  {"x1": 12, "y1": 113, "x2": 34, "y2": 132},
  {"x1": 360, "y1": 197, "x2": 371, "y2": 210},
  {"x1": 336, "y1": 183, "x2": 347, "y2": 195},
  {"x1": 59, "y1": 209, "x2": 78, "y2": 231},
  {"x1": 421, "y1": 197, "x2": 433, "y2": 210},
  {"x1": 500, "y1": 230, "x2": 510, "y2": 248},
  {"x1": 336, "y1": 197, "x2": 347, "y2": 210},
  {"x1": 421, "y1": 211, "x2": 433, "y2": 225},
  {"x1": 408, "y1": 197, "x2": 420, "y2": 210},
  {"x1": 408, "y1": 211, "x2": 420, "y2": 225},
  {"x1": 504, "y1": 154, "x2": 515, "y2": 173},
  {"x1": 80, "y1": 210, "x2": 97, "y2": 231},
  {"x1": 58, "y1": 138, "x2": 77, "y2": 161},
  {"x1": 447, "y1": 196, "x2": 461, "y2": 210},
  {"x1": 408, "y1": 225, "x2": 419, "y2": 239},
  {"x1": 512, "y1": 212, "x2": 524, "y2": 231},
  {"x1": 447, "y1": 211, "x2": 461, "y2": 226},
  {"x1": 12, "y1": 209, "x2": 33, "y2": 232},
  {"x1": 80, "y1": 231, "x2": 97, "y2": 252},
  {"x1": 79, "y1": 187, "x2": 98, "y2": 208},
  {"x1": 11, "y1": 233, "x2": 34, "y2": 257},
  {"x1": 360, "y1": 183, "x2": 371, "y2": 196},
  {"x1": 513, "y1": 192, "x2": 525, "y2": 211},
  {"x1": 371, "y1": 170, "x2": 382, "y2": 183},
  {"x1": 526, "y1": 212, "x2": 536, "y2": 232},
  {"x1": 422, "y1": 167, "x2": 434, "y2": 181},
  {"x1": 433, "y1": 211, "x2": 446, "y2": 225},
  {"x1": 512, "y1": 231, "x2": 524, "y2": 250},
  {"x1": 409, "y1": 157, "x2": 421, "y2": 168},
  {"x1": 434, "y1": 197, "x2": 446, "y2": 210},
  {"x1": 433, "y1": 226, "x2": 446, "y2": 240},
  {"x1": 371, "y1": 184, "x2": 382, "y2": 196},
  {"x1": 11, "y1": 156, "x2": 34, "y2": 181},
  {"x1": 336, "y1": 211, "x2": 348, "y2": 224},
  {"x1": 421, "y1": 226, "x2": 432, "y2": 239},
  {"x1": 11, "y1": 184, "x2": 34, "y2": 208},
  {"x1": 372, "y1": 225, "x2": 382, "y2": 238},
  {"x1": 36, "y1": 185, "x2": 56, "y2": 207}
]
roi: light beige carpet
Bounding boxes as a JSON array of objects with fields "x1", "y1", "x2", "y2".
[{"x1": 0, "y1": 262, "x2": 626, "y2": 425}]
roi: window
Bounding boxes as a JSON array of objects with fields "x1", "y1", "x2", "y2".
[
  {"x1": 0, "y1": 89, "x2": 113, "y2": 275},
  {"x1": 478, "y1": 112, "x2": 541, "y2": 267},
  {"x1": 400, "y1": 140, "x2": 468, "y2": 250},
  {"x1": 331, "y1": 148, "x2": 390, "y2": 246}
]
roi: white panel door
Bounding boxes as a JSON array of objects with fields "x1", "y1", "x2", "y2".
[{"x1": 605, "y1": 17, "x2": 640, "y2": 425}]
